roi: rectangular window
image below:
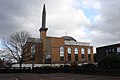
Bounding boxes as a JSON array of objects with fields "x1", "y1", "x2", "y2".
[
  {"x1": 60, "y1": 56, "x2": 64, "y2": 61},
  {"x1": 88, "y1": 54, "x2": 91, "y2": 61},
  {"x1": 31, "y1": 45, "x2": 35, "y2": 53},
  {"x1": 75, "y1": 54, "x2": 78, "y2": 61},
  {"x1": 117, "y1": 47, "x2": 120, "y2": 52},
  {"x1": 106, "y1": 50, "x2": 108, "y2": 53},
  {"x1": 82, "y1": 54, "x2": 84, "y2": 59},
  {"x1": 45, "y1": 54, "x2": 51, "y2": 64},
  {"x1": 68, "y1": 54, "x2": 71, "y2": 61},
  {"x1": 112, "y1": 49, "x2": 114, "y2": 52}
]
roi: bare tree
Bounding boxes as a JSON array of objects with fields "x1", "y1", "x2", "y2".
[{"x1": 1, "y1": 31, "x2": 31, "y2": 68}]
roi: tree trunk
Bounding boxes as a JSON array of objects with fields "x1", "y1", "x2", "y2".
[{"x1": 19, "y1": 58, "x2": 23, "y2": 69}]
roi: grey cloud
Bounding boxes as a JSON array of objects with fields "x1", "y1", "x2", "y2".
[
  {"x1": 0, "y1": 0, "x2": 42, "y2": 37},
  {"x1": 90, "y1": 0, "x2": 120, "y2": 47},
  {"x1": 98, "y1": 0, "x2": 120, "y2": 33}
]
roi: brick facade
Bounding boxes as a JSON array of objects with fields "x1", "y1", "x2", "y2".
[{"x1": 23, "y1": 37, "x2": 94, "y2": 64}]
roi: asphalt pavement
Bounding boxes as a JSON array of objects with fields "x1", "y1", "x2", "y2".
[{"x1": 0, "y1": 73, "x2": 120, "y2": 80}]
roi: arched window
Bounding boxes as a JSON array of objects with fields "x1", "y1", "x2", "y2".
[
  {"x1": 88, "y1": 48, "x2": 91, "y2": 61},
  {"x1": 60, "y1": 47, "x2": 64, "y2": 61},
  {"x1": 68, "y1": 47, "x2": 71, "y2": 61},
  {"x1": 75, "y1": 48, "x2": 78, "y2": 61},
  {"x1": 81, "y1": 48, "x2": 85, "y2": 59}
]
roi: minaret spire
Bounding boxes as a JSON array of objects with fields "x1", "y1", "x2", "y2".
[
  {"x1": 39, "y1": 4, "x2": 48, "y2": 39},
  {"x1": 42, "y1": 4, "x2": 46, "y2": 28},
  {"x1": 39, "y1": 4, "x2": 48, "y2": 32}
]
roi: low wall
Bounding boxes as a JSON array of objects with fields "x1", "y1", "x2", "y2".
[
  {"x1": 12, "y1": 64, "x2": 65, "y2": 69},
  {"x1": 0, "y1": 67, "x2": 31, "y2": 73}
]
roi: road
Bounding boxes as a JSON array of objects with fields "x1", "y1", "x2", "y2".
[{"x1": 0, "y1": 73, "x2": 120, "y2": 80}]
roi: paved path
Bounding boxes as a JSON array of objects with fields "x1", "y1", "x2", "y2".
[{"x1": 0, "y1": 73, "x2": 120, "y2": 80}]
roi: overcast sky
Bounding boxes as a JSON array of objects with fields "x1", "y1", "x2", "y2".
[{"x1": 0, "y1": 0, "x2": 120, "y2": 51}]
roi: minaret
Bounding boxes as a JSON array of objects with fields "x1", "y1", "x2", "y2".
[{"x1": 39, "y1": 4, "x2": 48, "y2": 39}]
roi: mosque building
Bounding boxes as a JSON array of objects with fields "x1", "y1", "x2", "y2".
[{"x1": 23, "y1": 4, "x2": 94, "y2": 64}]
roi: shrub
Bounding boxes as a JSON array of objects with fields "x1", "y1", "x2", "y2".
[
  {"x1": 64, "y1": 65, "x2": 70, "y2": 68},
  {"x1": 98, "y1": 55, "x2": 120, "y2": 69},
  {"x1": 70, "y1": 62, "x2": 78, "y2": 68},
  {"x1": 81, "y1": 63, "x2": 98, "y2": 69},
  {"x1": 60, "y1": 65, "x2": 64, "y2": 67}
]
